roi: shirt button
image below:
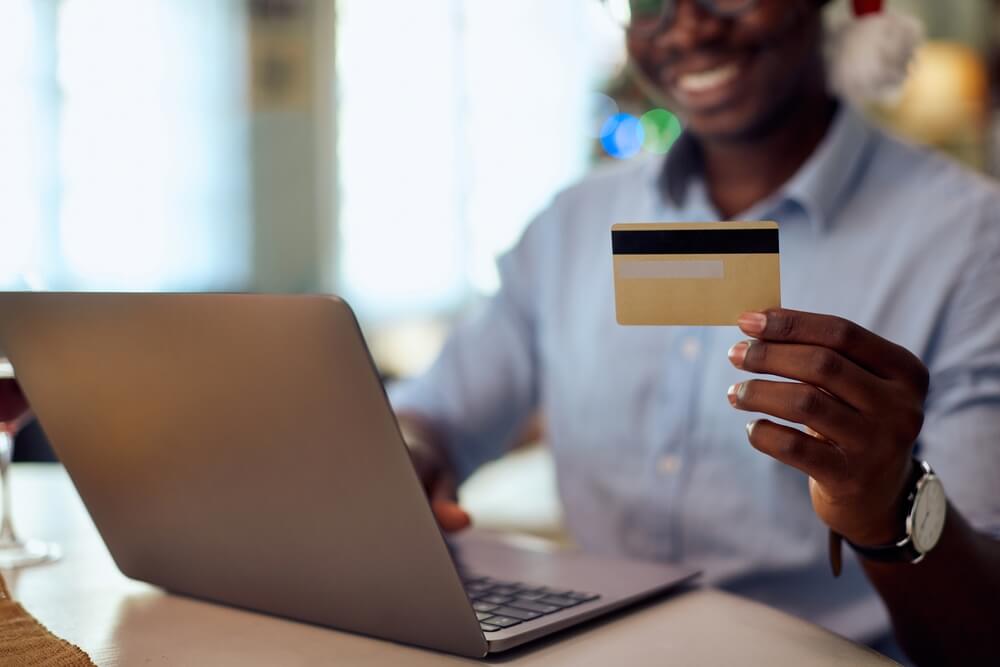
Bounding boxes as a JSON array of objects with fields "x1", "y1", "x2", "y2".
[
  {"x1": 657, "y1": 455, "x2": 682, "y2": 475},
  {"x1": 680, "y1": 337, "x2": 701, "y2": 361}
]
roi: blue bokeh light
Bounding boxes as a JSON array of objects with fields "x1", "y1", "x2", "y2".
[{"x1": 600, "y1": 113, "x2": 645, "y2": 160}]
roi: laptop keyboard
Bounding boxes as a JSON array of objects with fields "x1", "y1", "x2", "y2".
[{"x1": 461, "y1": 575, "x2": 600, "y2": 633}]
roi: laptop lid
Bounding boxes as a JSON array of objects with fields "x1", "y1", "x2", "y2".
[{"x1": 0, "y1": 292, "x2": 489, "y2": 657}]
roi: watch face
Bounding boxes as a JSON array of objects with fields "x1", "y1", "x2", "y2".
[{"x1": 910, "y1": 476, "x2": 947, "y2": 554}]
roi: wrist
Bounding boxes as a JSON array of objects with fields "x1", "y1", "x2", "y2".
[
  {"x1": 827, "y1": 458, "x2": 918, "y2": 547},
  {"x1": 845, "y1": 459, "x2": 947, "y2": 565},
  {"x1": 846, "y1": 516, "x2": 906, "y2": 549}
]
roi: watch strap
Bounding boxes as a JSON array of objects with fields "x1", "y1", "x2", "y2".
[
  {"x1": 846, "y1": 534, "x2": 923, "y2": 564},
  {"x1": 828, "y1": 530, "x2": 843, "y2": 577},
  {"x1": 845, "y1": 460, "x2": 937, "y2": 565},
  {"x1": 829, "y1": 458, "x2": 933, "y2": 572}
]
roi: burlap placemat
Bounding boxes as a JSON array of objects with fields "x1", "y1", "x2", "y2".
[{"x1": 0, "y1": 570, "x2": 96, "y2": 666}]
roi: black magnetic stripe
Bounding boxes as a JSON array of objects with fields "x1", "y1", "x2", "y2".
[{"x1": 612, "y1": 228, "x2": 779, "y2": 255}]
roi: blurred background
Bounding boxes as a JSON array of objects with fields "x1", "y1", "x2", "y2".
[
  {"x1": 3, "y1": 0, "x2": 1000, "y2": 532},
  {"x1": 2, "y1": 0, "x2": 999, "y2": 372}
]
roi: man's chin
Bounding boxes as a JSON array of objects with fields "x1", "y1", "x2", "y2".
[
  {"x1": 683, "y1": 113, "x2": 765, "y2": 144},
  {"x1": 679, "y1": 98, "x2": 785, "y2": 145}
]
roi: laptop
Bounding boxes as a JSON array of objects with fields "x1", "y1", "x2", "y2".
[{"x1": 0, "y1": 292, "x2": 699, "y2": 658}]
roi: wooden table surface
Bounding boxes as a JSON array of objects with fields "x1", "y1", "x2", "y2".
[{"x1": 4, "y1": 464, "x2": 897, "y2": 666}]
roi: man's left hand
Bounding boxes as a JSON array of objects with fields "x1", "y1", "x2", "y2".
[{"x1": 727, "y1": 308, "x2": 930, "y2": 547}]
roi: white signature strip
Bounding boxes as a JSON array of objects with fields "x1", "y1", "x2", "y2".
[{"x1": 617, "y1": 259, "x2": 725, "y2": 280}]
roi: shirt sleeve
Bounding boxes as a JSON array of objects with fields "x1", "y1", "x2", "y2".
[
  {"x1": 387, "y1": 209, "x2": 552, "y2": 483},
  {"x1": 919, "y1": 205, "x2": 1000, "y2": 539}
]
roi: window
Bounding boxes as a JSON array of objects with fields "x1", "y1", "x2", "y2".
[
  {"x1": 0, "y1": 0, "x2": 250, "y2": 291},
  {"x1": 0, "y1": 1, "x2": 47, "y2": 287},
  {"x1": 336, "y1": 0, "x2": 623, "y2": 321}
]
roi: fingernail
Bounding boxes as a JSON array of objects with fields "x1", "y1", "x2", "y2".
[
  {"x1": 727, "y1": 340, "x2": 751, "y2": 368},
  {"x1": 727, "y1": 383, "x2": 741, "y2": 406},
  {"x1": 746, "y1": 420, "x2": 757, "y2": 438},
  {"x1": 738, "y1": 312, "x2": 767, "y2": 336}
]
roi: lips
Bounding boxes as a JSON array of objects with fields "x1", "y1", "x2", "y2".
[
  {"x1": 677, "y1": 63, "x2": 741, "y2": 94},
  {"x1": 663, "y1": 55, "x2": 754, "y2": 111}
]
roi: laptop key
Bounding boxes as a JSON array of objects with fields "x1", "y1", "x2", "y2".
[
  {"x1": 508, "y1": 599, "x2": 561, "y2": 614},
  {"x1": 465, "y1": 576, "x2": 600, "y2": 616},
  {"x1": 539, "y1": 595, "x2": 582, "y2": 608},
  {"x1": 487, "y1": 616, "x2": 522, "y2": 628},
  {"x1": 466, "y1": 582, "x2": 494, "y2": 593},
  {"x1": 494, "y1": 606, "x2": 542, "y2": 621},
  {"x1": 566, "y1": 591, "x2": 600, "y2": 602},
  {"x1": 480, "y1": 594, "x2": 514, "y2": 605},
  {"x1": 480, "y1": 623, "x2": 502, "y2": 633},
  {"x1": 476, "y1": 611, "x2": 495, "y2": 621},
  {"x1": 513, "y1": 590, "x2": 548, "y2": 601}
]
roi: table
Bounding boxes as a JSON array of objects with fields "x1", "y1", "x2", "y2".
[{"x1": 5, "y1": 464, "x2": 897, "y2": 666}]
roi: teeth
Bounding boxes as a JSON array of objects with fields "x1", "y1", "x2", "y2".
[{"x1": 678, "y1": 64, "x2": 739, "y2": 94}]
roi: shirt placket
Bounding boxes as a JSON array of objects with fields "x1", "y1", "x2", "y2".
[{"x1": 627, "y1": 190, "x2": 718, "y2": 561}]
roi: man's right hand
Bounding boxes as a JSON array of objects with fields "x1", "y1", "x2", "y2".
[{"x1": 400, "y1": 417, "x2": 471, "y2": 533}]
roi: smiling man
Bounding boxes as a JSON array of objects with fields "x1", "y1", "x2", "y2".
[{"x1": 392, "y1": 1, "x2": 1000, "y2": 663}]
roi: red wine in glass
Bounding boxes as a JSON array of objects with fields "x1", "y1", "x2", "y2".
[
  {"x1": 0, "y1": 376, "x2": 29, "y2": 422},
  {"x1": 0, "y1": 358, "x2": 61, "y2": 568}
]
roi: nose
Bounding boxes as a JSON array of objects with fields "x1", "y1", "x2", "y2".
[{"x1": 652, "y1": 0, "x2": 729, "y2": 53}]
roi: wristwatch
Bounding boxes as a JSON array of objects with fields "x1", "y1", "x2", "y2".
[{"x1": 847, "y1": 459, "x2": 948, "y2": 565}]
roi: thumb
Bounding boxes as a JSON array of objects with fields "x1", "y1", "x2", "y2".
[{"x1": 431, "y1": 498, "x2": 472, "y2": 533}]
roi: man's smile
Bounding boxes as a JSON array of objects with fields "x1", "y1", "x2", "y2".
[
  {"x1": 663, "y1": 53, "x2": 756, "y2": 111},
  {"x1": 677, "y1": 62, "x2": 741, "y2": 93}
]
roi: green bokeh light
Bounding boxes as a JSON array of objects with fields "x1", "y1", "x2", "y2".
[{"x1": 640, "y1": 109, "x2": 682, "y2": 154}]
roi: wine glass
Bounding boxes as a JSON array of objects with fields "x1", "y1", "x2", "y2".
[{"x1": 0, "y1": 357, "x2": 61, "y2": 568}]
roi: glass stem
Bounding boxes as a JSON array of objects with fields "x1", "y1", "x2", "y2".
[{"x1": 0, "y1": 431, "x2": 18, "y2": 545}]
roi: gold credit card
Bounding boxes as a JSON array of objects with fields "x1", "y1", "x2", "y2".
[{"x1": 612, "y1": 222, "x2": 781, "y2": 326}]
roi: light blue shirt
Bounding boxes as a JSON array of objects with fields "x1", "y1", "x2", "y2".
[{"x1": 390, "y1": 104, "x2": 1000, "y2": 642}]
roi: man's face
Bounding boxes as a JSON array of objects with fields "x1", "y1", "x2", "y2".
[{"x1": 627, "y1": 0, "x2": 825, "y2": 142}]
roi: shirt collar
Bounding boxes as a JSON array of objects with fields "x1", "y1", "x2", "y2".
[{"x1": 654, "y1": 103, "x2": 876, "y2": 231}]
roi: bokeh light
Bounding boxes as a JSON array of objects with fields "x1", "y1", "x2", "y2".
[
  {"x1": 640, "y1": 108, "x2": 682, "y2": 154},
  {"x1": 600, "y1": 112, "x2": 645, "y2": 160}
]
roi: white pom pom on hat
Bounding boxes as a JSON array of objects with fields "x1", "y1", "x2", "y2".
[{"x1": 829, "y1": 0, "x2": 924, "y2": 105}]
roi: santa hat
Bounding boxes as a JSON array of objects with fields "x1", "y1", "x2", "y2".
[{"x1": 828, "y1": 0, "x2": 924, "y2": 105}]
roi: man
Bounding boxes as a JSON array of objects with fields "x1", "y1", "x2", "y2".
[{"x1": 391, "y1": 1, "x2": 1000, "y2": 663}]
